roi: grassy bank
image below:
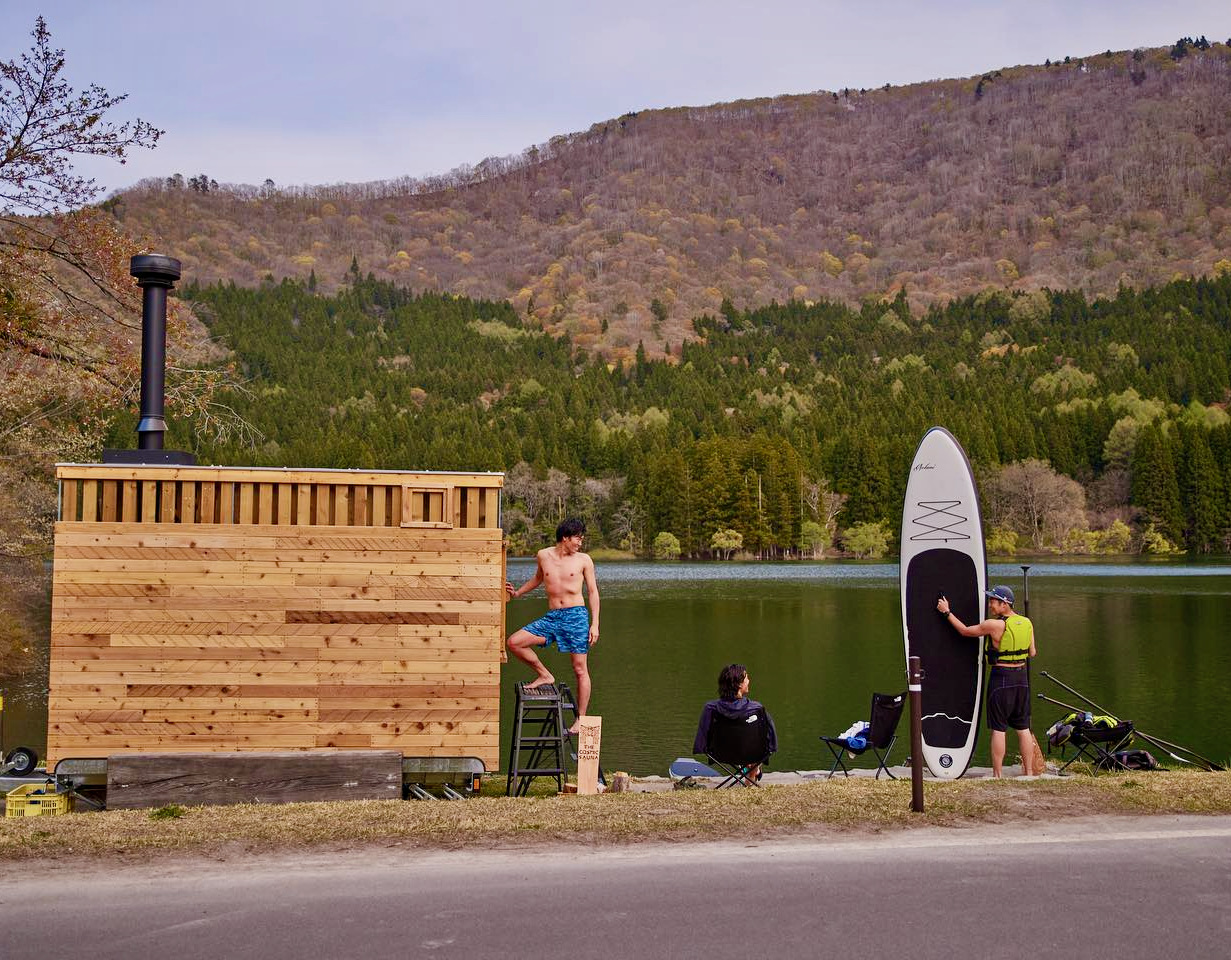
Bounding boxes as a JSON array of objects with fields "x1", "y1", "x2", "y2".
[
  {"x1": 3, "y1": 771, "x2": 1229, "y2": 863},
  {"x1": 584, "y1": 547, "x2": 637, "y2": 561}
]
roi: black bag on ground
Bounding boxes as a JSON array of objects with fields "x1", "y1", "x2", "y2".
[{"x1": 1096, "y1": 749, "x2": 1160, "y2": 771}]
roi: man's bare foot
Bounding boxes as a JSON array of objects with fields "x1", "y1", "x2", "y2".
[
  {"x1": 524, "y1": 674, "x2": 555, "y2": 690},
  {"x1": 567, "y1": 721, "x2": 580, "y2": 735}
]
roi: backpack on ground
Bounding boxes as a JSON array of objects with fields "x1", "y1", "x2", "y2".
[{"x1": 1096, "y1": 749, "x2": 1160, "y2": 771}]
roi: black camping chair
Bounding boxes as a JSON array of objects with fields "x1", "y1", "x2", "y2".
[
  {"x1": 702, "y1": 710, "x2": 774, "y2": 788},
  {"x1": 1051, "y1": 716, "x2": 1137, "y2": 774},
  {"x1": 820, "y1": 692, "x2": 905, "y2": 780}
]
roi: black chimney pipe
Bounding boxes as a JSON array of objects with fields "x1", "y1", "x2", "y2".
[
  {"x1": 102, "y1": 254, "x2": 195, "y2": 465},
  {"x1": 131, "y1": 254, "x2": 180, "y2": 450}
]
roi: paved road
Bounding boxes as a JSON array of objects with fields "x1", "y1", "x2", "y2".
[{"x1": 4, "y1": 815, "x2": 1230, "y2": 958}]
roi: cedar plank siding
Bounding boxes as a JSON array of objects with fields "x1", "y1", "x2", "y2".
[{"x1": 47, "y1": 465, "x2": 505, "y2": 770}]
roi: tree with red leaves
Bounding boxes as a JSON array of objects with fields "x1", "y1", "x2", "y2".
[{"x1": 0, "y1": 17, "x2": 250, "y2": 675}]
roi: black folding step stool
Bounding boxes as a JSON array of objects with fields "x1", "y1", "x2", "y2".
[{"x1": 506, "y1": 681, "x2": 573, "y2": 796}]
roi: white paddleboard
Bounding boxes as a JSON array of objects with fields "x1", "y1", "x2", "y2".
[{"x1": 900, "y1": 426, "x2": 986, "y2": 779}]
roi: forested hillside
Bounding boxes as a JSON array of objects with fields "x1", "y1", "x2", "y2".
[
  {"x1": 154, "y1": 273, "x2": 1231, "y2": 557},
  {"x1": 107, "y1": 42, "x2": 1231, "y2": 362}
]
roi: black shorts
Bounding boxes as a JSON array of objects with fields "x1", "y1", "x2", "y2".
[{"x1": 987, "y1": 667, "x2": 1030, "y2": 732}]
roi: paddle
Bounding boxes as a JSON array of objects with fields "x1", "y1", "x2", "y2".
[
  {"x1": 1130, "y1": 731, "x2": 1225, "y2": 770},
  {"x1": 1020, "y1": 567, "x2": 1046, "y2": 776}
]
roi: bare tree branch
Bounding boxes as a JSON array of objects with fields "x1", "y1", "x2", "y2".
[{"x1": 1, "y1": 16, "x2": 161, "y2": 215}]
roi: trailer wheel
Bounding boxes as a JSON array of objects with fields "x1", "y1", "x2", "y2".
[{"x1": 5, "y1": 747, "x2": 38, "y2": 777}]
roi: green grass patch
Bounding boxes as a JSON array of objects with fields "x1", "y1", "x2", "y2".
[
  {"x1": 2, "y1": 771, "x2": 1229, "y2": 863},
  {"x1": 586, "y1": 548, "x2": 636, "y2": 561}
]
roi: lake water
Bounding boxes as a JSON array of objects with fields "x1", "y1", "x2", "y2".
[
  {"x1": 502, "y1": 560, "x2": 1231, "y2": 775},
  {"x1": 5, "y1": 561, "x2": 1230, "y2": 777}
]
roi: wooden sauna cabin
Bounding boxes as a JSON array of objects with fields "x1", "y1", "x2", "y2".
[{"x1": 46, "y1": 464, "x2": 505, "y2": 778}]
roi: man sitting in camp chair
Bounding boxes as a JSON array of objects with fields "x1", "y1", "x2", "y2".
[{"x1": 692, "y1": 663, "x2": 778, "y2": 785}]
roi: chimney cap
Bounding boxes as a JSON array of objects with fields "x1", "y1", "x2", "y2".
[{"x1": 130, "y1": 254, "x2": 181, "y2": 286}]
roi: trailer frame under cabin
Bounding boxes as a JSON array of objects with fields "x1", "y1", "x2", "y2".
[{"x1": 45, "y1": 463, "x2": 505, "y2": 802}]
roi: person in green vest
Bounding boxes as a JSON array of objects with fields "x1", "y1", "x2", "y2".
[{"x1": 936, "y1": 585, "x2": 1037, "y2": 777}]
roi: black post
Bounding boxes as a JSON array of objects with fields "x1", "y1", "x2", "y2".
[
  {"x1": 130, "y1": 254, "x2": 181, "y2": 451},
  {"x1": 1020, "y1": 565, "x2": 1031, "y2": 617},
  {"x1": 908, "y1": 655, "x2": 925, "y2": 813}
]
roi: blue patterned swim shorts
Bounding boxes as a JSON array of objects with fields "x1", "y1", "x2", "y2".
[{"x1": 522, "y1": 605, "x2": 591, "y2": 654}]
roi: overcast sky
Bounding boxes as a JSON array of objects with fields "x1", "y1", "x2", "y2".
[{"x1": 4, "y1": 1, "x2": 1229, "y2": 196}]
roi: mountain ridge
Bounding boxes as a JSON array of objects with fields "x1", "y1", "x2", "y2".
[{"x1": 105, "y1": 42, "x2": 1231, "y2": 358}]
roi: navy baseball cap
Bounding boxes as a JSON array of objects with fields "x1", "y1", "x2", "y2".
[{"x1": 985, "y1": 585, "x2": 1015, "y2": 604}]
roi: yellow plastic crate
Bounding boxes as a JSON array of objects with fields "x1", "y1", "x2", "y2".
[{"x1": 5, "y1": 783, "x2": 73, "y2": 818}]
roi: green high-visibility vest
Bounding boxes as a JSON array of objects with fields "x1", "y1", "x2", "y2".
[{"x1": 997, "y1": 613, "x2": 1033, "y2": 664}]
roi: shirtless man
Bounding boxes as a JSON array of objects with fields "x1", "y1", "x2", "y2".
[{"x1": 505, "y1": 518, "x2": 600, "y2": 733}]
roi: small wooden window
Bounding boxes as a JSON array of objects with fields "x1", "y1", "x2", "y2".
[{"x1": 400, "y1": 484, "x2": 453, "y2": 528}]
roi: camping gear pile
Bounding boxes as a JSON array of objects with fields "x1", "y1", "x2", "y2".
[
  {"x1": 1038, "y1": 672, "x2": 1224, "y2": 774},
  {"x1": 1044, "y1": 710, "x2": 1153, "y2": 772}
]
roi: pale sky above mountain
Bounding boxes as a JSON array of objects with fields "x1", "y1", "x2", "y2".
[{"x1": 3, "y1": 1, "x2": 1229, "y2": 196}]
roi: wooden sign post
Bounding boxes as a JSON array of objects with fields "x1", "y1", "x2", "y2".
[{"x1": 576, "y1": 716, "x2": 602, "y2": 794}]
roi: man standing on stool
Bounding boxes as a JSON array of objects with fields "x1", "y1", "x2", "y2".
[
  {"x1": 937, "y1": 585, "x2": 1037, "y2": 777},
  {"x1": 506, "y1": 518, "x2": 600, "y2": 734}
]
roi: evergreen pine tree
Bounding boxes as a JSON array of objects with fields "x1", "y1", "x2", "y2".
[
  {"x1": 1177, "y1": 424, "x2": 1225, "y2": 552},
  {"x1": 1131, "y1": 424, "x2": 1184, "y2": 545}
]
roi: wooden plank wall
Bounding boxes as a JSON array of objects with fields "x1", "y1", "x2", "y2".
[{"x1": 47, "y1": 466, "x2": 505, "y2": 770}]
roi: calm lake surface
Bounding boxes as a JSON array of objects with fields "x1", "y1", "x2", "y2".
[
  {"x1": 502, "y1": 559, "x2": 1231, "y2": 776},
  {"x1": 5, "y1": 561, "x2": 1230, "y2": 777}
]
